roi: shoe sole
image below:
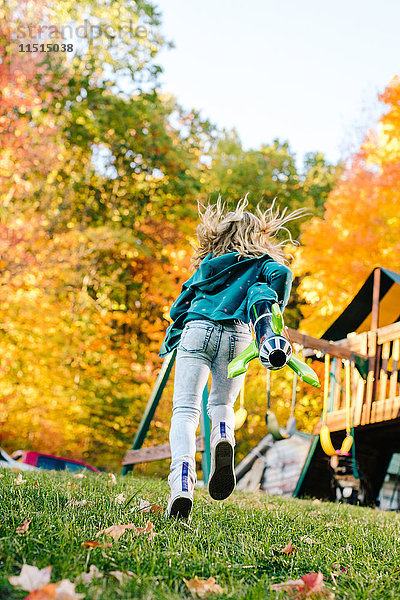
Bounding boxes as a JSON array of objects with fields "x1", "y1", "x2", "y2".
[
  {"x1": 169, "y1": 497, "x2": 192, "y2": 520},
  {"x1": 208, "y1": 440, "x2": 235, "y2": 501}
]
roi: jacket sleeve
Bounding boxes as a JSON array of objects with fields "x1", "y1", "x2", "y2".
[
  {"x1": 246, "y1": 261, "x2": 293, "y2": 320},
  {"x1": 260, "y1": 261, "x2": 293, "y2": 309}
]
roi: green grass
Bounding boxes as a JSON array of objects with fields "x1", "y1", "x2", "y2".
[{"x1": 1, "y1": 468, "x2": 399, "y2": 599}]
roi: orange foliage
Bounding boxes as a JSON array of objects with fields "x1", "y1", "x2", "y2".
[{"x1": 295, "y1": 76, "x2": 400, "y2": 336}]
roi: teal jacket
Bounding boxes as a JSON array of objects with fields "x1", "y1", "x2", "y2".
[{"x1": 159, "y1": 252, "x2": 292, "y2": 358}]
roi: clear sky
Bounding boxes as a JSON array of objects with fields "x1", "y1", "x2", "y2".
[{"x1": 155, "y1": 0, "x2": 400, "y2": 167}]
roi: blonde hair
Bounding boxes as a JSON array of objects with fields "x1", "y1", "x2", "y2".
[{"x1": 191, "y1": 194, "x2": 308, "y2": 269}]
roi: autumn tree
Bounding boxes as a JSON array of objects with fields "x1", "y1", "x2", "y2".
[{"x1": 295, "y1": 76, "x2": 400, "y2": 336}]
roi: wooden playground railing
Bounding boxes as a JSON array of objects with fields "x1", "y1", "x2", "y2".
[{"x1": 312, "y1": 321, "x2": 400, "y2": 434}]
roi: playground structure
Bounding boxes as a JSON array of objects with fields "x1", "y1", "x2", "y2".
[{"x1": 122, "y1": 267, "x2": 400, "y2": 507}]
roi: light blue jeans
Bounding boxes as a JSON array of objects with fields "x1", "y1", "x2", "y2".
[{"x1": 169, "y1": 319, "x2": 253, "y2": 475}]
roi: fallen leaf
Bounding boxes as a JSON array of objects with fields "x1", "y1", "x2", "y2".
[
  {"x1": 81, "y1": 541, "x2": 112, "y2": 549},
  {"x1": 69, "y1": 499, "x2": 90, "y2": 507},
  {"x1": 271, "y1": 571, "x2": 334, "y2": 599},
  {"x1": 109, "y1": 571, "x2": 134, "y2": 584},
  {"x1": 138, "y1": 498, "x2": 152, "y2": 512},
  {"x1": 108, "y1": 473, "x2": 117, "y2": 485},
  {"x1": 9, "y1": 565, "x2": 52, "y2": 592},
  {"x1": 79, "y1": 565, "x2": 103, "y2": 585},
  {"x1": 279, "y1": 541, "x2": 297, "y2": 555},
  {"x1": 66, "y1": 482, "x2": 78, "y2": 490},
  {"x1": 0, "y1": 473, "x2": 4, "y2": 478},
  {"x1": 73, "y1": 474, "x2": 85, "y2": 479},
  {"x1": 271, "y1": 577, "x2": 305, "y2": 593},
  {"x1": 16, "y1": 519, "x2": 32, "y2": 534},
  {"x1": 96, "y1": 520, "x2": 155, "y2": 542},
  {"x1": 312, "y1": 499, "x2": 321, "y2": 505},
  {"x1": 136, "y1": 499, "x2": 163, "y2": 514},
  {"x1": 24, "y1": 579, "x2": 85, "y2": 599},
  {"x1": 183, "y1": 576, "x2": 224, "y2": 598},
  {"x1": 325, "y1": 522, "x2": 340, "y2": 528},
  {"x1": 114, "y1": 493, "x2": 126, "y2": 505},
  {"x1": 98, "y1": 524, "x2": 129, "y2": 541},
  {"x1": 136, "y1": 520, "x2": 156, "y2": 539},
  {"x1": 302, "y1": 572, "x2": 324, "y2": 594},
  {"x1": 15, "y1": 473, "x2": 27, "y2": 485},
  {"x1": 23, "y1": 583, "x2": 58, "y2": 599}
]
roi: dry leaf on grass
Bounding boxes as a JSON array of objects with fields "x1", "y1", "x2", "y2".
[
  {"x1": 108, "y1": 473, "x2": 117, "y2": 485},
  {"x1": 275, "y1": 540, "x2": 297, "y2": 555},
  {"x1": 271, "y1": 571, "x2": 334, "y2": 599},
  {"x1": 81, "y1": 541, "x2": 112, "y2": 549},
  {"x1": 114, "y1": 493, "x2": 126, "y2": 505},
  {"x1": 66, "y1": 482, "x2": 78, "y2": 490},
  {"x1": 78, "y1": 565, "x2": 103, "y2": 585},
  {"x1": 16, "y1": 518, "x2": 32, "y2": 534},
  {"x1": 0, "y1": 473, "x2": 4, "y2": 478},
  {"x1": 24, "y1": 579, "x2": 85, "y2": 599},
  {"x1": 69, "y1": 499, "x2": 91, "y2": 507},
  {"x1": 109, "y1": 571, "x2": 134, "y2": 584},
  {"x1": 97, "y1": 524, "x2": 129, "y2": 542},
  {"x1": 96, "y1": 520, "x2": 155, "y2": 542},
  {"x1": 9, "y1": 565, "x2": 52, "y2": 592},
  {"x1": 136, "y1": 499, "x2": 163, "y2": 514},
  {"x1": 15, "y1": 473, "x2": 27, "y2": 485},
  {"x1": 73, "y1": 474, "x2": 85, "y2": 479},
  {"x1": 183, "y1": 576, "x2": 224, "y2": 598}
]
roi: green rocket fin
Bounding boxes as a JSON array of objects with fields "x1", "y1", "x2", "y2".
[
  {"x1": 227, "y1": 340, "x2": 259, "y2": 378},
  {"x1": 287, "y1": 355, "x2": 320, "y2": 388}
]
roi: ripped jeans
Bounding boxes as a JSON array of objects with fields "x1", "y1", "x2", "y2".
[{"x1": 169, "y1": 318, "x2": 253, "y2": 476}]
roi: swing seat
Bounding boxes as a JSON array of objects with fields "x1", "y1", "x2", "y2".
[
  {"x1": 265, "y1": 411, "x2": 296, "y2": 441},
  {"x1": 320, "y1": 356, "x2": 354, "y2": 458},
  {"x1": 234, "y1": 406, "x2": 247, "y2": 430},
  {"x1": 320, "y1": 425, "x2": 353, "y2": 457}
]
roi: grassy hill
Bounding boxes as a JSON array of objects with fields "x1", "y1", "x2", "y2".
[{"x1": 0, "y1": 469, "x2": 399, "y2": 599}]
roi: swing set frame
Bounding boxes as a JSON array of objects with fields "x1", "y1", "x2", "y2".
[{"x1": 121, "y1": 316, "x2": 366, "y2": 478}]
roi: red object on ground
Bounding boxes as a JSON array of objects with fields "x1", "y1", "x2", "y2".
[{"x1": 19, "y1": 451, "x2": 99, "y2": 472}]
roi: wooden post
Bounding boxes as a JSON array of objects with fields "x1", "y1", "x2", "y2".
[
  {"x1": 365, "y1": 268, "x2": 381, "y2": 425},
  {"x1": 122, "y1": 349, "x2": 176, "y2": 474},
  {"x1": 371, "y1": 268, "x2": 382, "y2": 419},
  {"x1": 371, "y1": 268, "x2": 381, "y2": 332},
  {"x1": 200, "y1": 383, "x2": 211, "y2": 484}
]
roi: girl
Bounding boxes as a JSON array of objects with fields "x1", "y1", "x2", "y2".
[{"x1": 159, "y1": 196, "x2": 306, "y2": 519}]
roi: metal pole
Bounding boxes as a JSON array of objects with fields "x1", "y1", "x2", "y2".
[{"x1": 122, "y1": 349, "x2": 176, "y2": 474}]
